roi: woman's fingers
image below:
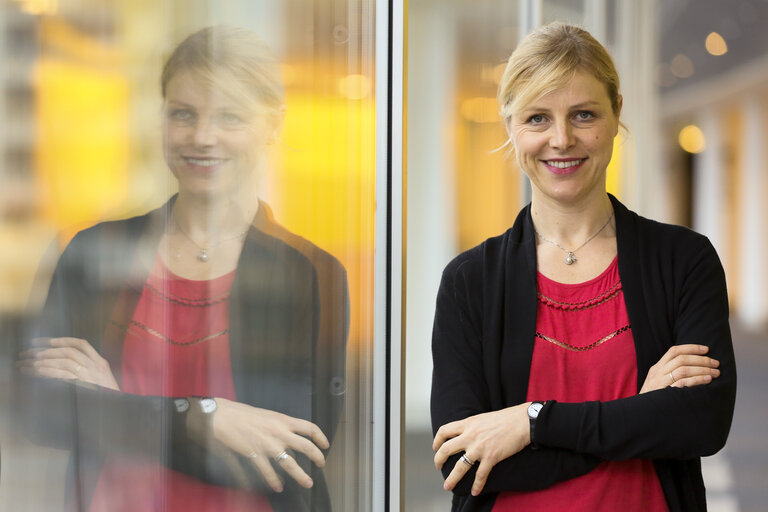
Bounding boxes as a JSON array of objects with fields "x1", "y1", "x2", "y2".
[
  {"x1": 20, "y1": 347, "x2": 90, "y2": 367},
  {"x1": 274, "y1": 451, "x2": 314, "y2": 488},
  {"x1": 641, "y1": 345, "x2": 720, "y2": 393},
  {"x1": 442, "y1": 451, "x2": 474, "y2": 491},
  {"x1": 472, "y1": 459, "x2": 494, "y2": 496},
  {"x1": 18, "y1": 364, "x2": 77, "y2": 381},
  {"x1": 248, "y1": 453, "x2": 284, "y2": 493},
  {"x1": 283, "y1": 432, "x2": 326, "y2": 467},
  {"x1": 285, "y1": 416, "x2": 330, "y2": 451},
  {"x1": 671, "y1": 373, "x2": 714, "y2": 388},
  {"x1": 434, "y1": 435, "x2": 465, "y2": 470},
  {"x1": 432, "y1": 420, "x2": 463, "y2": 451},
  {"x1": 49, "y1": 337, "x2": 104, "y2": 362}
]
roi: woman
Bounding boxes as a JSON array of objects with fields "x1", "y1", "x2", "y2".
[
  {"x1": 17, "y1": 26, "x2": 348, "y2": 512},
  {"x1": 431, "y1": 22, "x2": 736, "y2": 512}
]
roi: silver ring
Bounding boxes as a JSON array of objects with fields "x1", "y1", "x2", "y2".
[
  {"x1": 460, "y1": 453, "x2": 474, "y2": 467},
  {"x1": 248, "y1": 451, "x2": 258, "y2": 458},
  {"x1": 669, "y1": 372, "x2": 676, "y2": 385},
  {"x1": 275, "y1": 450, "x2": 291, "y2": 462}
]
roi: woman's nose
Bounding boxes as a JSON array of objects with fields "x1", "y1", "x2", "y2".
[
  {"x1": 192, "y1": 117, "x2": 218, "y2": 147},
  {"x1": 549, "y1": 120, "x2": 574, "y2": 150}
]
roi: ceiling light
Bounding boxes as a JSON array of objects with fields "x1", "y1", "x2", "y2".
[
  {"x1": 678, "y1": 125, "x2": 706, "y2": 154},
  {"x1": 670, "y1": 54, "x2": 694, "y2": 78},
  {"x1": 705, "y1": 32, "x2": 728, "y2": 56}
]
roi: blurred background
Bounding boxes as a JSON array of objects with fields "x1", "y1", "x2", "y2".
[
  {"x1": 405, "y1": 1, "x2": 768, "y2": 511},
  {"x1": 0, "y1": 0, "x2": 765, "y2": 510}
]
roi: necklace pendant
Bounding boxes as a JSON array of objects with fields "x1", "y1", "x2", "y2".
[
  {"x1": 565, "y1": 252, "x2": 577, "y2": 265},
  {"x1": 197, "y1": 249, "x2": 209, "y2": 262}
]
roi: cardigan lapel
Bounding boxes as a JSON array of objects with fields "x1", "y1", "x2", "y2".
[
  {"x1": 500, "y1": 203, "x2": 539, "y2": 405},
  {"x1": 609, "y1": 194, "x2": 659, "y2": 390}
]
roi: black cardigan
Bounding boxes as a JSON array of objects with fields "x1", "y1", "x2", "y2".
[
  {"x1": 431, "y1": 195, "x2": 736, "y2": 512},
  {"x1": 19, "y1": 198, "x2": 349, "y2": 512}
]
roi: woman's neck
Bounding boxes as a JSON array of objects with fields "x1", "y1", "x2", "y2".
[
  {"x1": 530, "y1": 191, "x2": 614, "y2": 248},
  {"x1": 172, "y1": 192, "x2": 254, "y2": 243}
]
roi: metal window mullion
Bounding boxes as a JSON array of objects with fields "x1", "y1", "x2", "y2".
[{"x1": 373, "y1": 0, "x2": 405, "y2": 511}]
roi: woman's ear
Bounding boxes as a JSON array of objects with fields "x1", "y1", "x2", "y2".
[{"x1": 267, "y1": 105, "x2": 286, "y2": 145}]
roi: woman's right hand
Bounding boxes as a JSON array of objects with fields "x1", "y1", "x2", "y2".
[
  {"x1": 208, "y1": 398, "x2": 329, "y2": 493},
  {"x1": 640, "y1": 344, "x2": 720, "y2": 394}
]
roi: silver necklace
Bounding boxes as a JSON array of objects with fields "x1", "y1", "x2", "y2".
[
  {"x1": 534, "y1": 211, "x2": 614, "y2": 265},
  {"x1": 172, "y1": 214, "x2": 247, "y2": 263}
]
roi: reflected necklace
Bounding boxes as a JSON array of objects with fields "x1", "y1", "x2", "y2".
[
  {"x1": 534, "y1": 211, "x2": 614, "y2": 265},
  {"x1": 172, "y1": 214, "x2": 247, "y2": 263}
]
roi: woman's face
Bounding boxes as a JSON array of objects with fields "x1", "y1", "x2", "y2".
[
  {"x1": 162, "y1": 70, "x2": 275, "y2": 200},
  {"x1": 507, "y1": 69, "x2": 621, "y2": 207}
]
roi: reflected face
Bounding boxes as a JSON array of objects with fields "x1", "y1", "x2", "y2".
[
  {"x1": 162, "y1": 70, "x2": 274, "y2": 199},
  {"x1": 507, "y1": 69, "x2": 621, "y2": 206}
]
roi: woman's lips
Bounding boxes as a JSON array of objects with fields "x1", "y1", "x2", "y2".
[
  {"x1": 541, "y1": 158, "x2": 587, "y2": 175},
  {"x1": 183, "y1": 156, "x2": 227, "y2": 170}
]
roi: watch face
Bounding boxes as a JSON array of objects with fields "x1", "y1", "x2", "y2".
[
  {"x1": 200, "y1": 398, "x2": 217, "y2": 414},
  {"x1": 174, "y1": 398, "x2": 190, "y2": 413},
  {"x1": 528, "y1": 402, "x2": 544, "y2": 418}
]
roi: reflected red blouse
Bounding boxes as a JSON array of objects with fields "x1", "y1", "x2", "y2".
[
  {"x1": 89, "y1": 258, "x2": 273, "y2": 512},
  {"x1": 492, "y1": 257, "x2": 668, "y2": 512}
]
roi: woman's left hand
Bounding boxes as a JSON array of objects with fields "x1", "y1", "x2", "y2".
[
  {"x1": 17, "y1": 337, "x2": 120, "y2": 391},
  {"x1": 433, "y1": 402, "x2": 531, "y2": 496}
]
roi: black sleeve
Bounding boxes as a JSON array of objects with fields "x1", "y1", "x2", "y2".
[
  {"x1": 18, "y1": 231, "x2": 261, "y2": 490},
  {"x1": 534, "y1": 238, "x2": 736, "y2": 460},
  {"x1": 430, "y1": 260, "x2": 601, "y2": 496}
]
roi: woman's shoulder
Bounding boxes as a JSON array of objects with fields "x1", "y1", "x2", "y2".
[
  {"x1": 442, "y1": 227, "x2": 519, "y2": 287},
  {"x1": 613, "y1": 196, "x2": 715, "y2": 257},
  {"x1": 251, "y1": 203, "x2": 346, "y2": 279},
  {"x1": 624, "y1": 208, "x2": 715, "y2": 256}
]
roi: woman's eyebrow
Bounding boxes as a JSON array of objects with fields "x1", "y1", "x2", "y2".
[{"x1": 569, "y1": 100, "x2": 602, "y2": 109}]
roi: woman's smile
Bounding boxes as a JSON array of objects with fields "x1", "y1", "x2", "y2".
[{"x1": 541, "y1": 157, "x2": 588, "y2": 175}]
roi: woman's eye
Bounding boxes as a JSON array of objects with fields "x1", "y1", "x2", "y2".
[
  {"x1": 527, "y1": 114, "x2": 546, "y2": 124},
  {"x1": 169, "y1": 109, "x2": 194, "y2": 122},
  {"x1": 219, "y1": 112, "x2": 244, "y2": 126},
  {"x1": 575, "y1": 111, "x2": 594, "y2": 121}
]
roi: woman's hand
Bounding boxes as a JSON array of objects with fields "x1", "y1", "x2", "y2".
[
  {"x1": 640, "y1": 344, "x2": 720, "y2": 394},
  {"x1": 17, "y1": 337, "x2": 119, "y2": 391},
  {"x1": 433, "y1": 403, "x2": 531, "y2": 496},
  {"x1": 209, "y1": 398, "x2": 329, "y2": 493}
]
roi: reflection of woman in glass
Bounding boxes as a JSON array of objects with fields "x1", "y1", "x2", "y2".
[
  {"x1": 431, "y1": 23, "x2": 735, "y2": 512},
  {"x1": 18, "y1": 26, "x2": 348, "y2": 512}
]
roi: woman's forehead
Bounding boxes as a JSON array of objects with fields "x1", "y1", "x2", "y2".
[
  {"x1": 515, "y1": 69, "x2": 611, "y2": 112},
  {"x1": 165, "y1": 68, "x2": 262, "y2": 111}
]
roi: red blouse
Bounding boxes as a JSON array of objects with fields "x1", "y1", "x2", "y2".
[
  {"x1": 493, "y1": 257, "x2": 668, "y2": 512},
  {"x1": 89, "y1": 258, "x2": 273, "y2": 512}
]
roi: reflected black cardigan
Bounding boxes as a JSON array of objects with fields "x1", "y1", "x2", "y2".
[
  {"x1": 431, "y1": 194, "x2": 737, "y2": 512},
  {"x1": 19, "y1": 198, "x2": 349, "y2": 512}
]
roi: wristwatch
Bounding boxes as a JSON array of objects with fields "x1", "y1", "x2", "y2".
[
  {"x1": 199, "y1": 397, "x2": 218, "y2": 414},
  {"x1": 527, "y1": 401, "x2": 545, "y2": 450},
  {"x1": 173, "y1": 397, "x2": 218, "y2": 414}
]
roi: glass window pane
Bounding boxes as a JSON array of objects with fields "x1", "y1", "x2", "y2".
[{"x1": 0, "y1": 2, "x2": 376, "y2": 511}]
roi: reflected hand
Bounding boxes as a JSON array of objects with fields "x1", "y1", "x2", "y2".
[
  {"x1": 17, "y1": 337, "x2": 119, "y2": 391},
  {"x1": 433, "y1": 403, "x2": 531, "y2": 496},
  {"x1": 210, "y1": 398, "x2": 329, "y2": 493},
  {"x1": 640, "y1": 344, "x2": 720, "y2": 393}
]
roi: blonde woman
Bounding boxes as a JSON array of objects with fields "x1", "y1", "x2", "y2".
[
  {"x1": 19, "y1": 26, "x2": 348, "y2": 512},
  {"x1": 431, "y1": 22, "x2": 735, "y2": 512}
]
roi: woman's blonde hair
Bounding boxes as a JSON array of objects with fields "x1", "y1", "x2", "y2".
[
  {"x1": 498, "y1": 22, "x2": 620, "y2": 122},
  {"x1": 161, "y1": 25, "x2": 285, "y2": 120}
]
